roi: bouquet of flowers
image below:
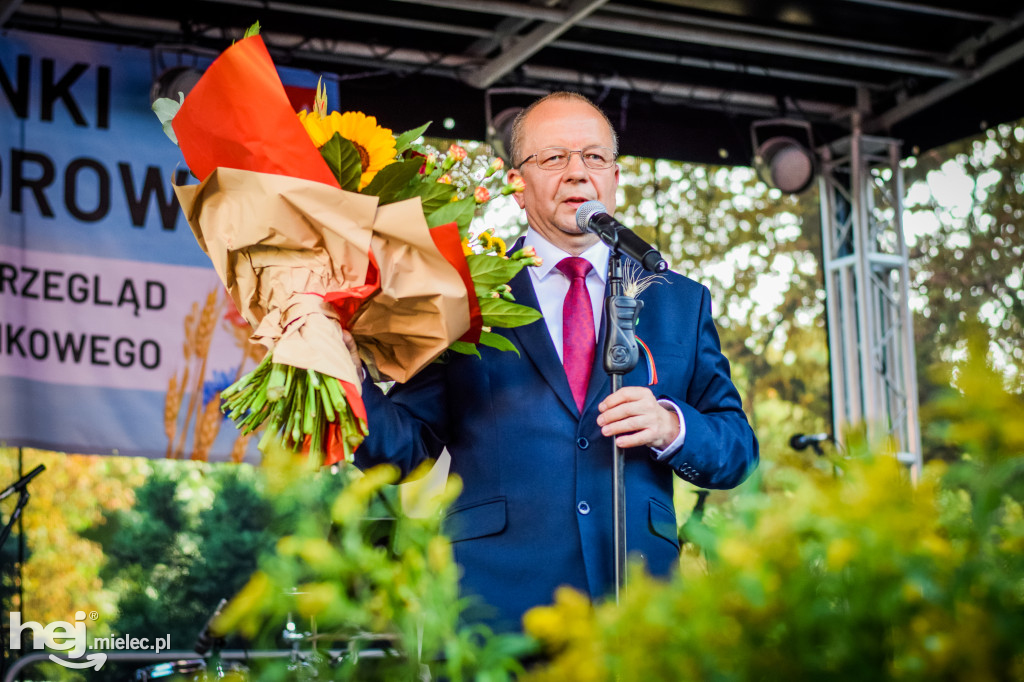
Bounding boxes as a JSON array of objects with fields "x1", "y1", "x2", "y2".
[{"x1": 154, "y1": 26, "x2": 541, "y2": 466}]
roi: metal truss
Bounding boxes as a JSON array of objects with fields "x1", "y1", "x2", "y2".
[{"x1": 818, "y1": 120, "x2": 923, "y2": 475}]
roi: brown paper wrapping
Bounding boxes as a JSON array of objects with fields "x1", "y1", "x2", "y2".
[
  {"x1": 175, "y1": 167, "x2": 471, "y2": 390},
  {"x1": 350, "y1": 198, "x2": 470, "y2": 383}
]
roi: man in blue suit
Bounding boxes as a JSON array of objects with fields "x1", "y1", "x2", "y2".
[{"x1": 346, "y1": 91, "x2": 758, "y2": 631}]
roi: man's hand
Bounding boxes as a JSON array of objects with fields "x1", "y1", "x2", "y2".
[
  {"x1": 342, "y1": 329, "x2": 362, "y2": 378},
  {"x1": 597, "y1": 386, "x2": 680, "y2": 450}
]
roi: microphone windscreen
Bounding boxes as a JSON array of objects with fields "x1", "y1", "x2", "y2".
[{"x1": 575, "y1": 200, "x2": 608, "y2": 231}]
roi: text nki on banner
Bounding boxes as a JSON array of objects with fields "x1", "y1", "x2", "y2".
[{"x1": 0, "y1": 29, "x2": 320, "y2": 460}]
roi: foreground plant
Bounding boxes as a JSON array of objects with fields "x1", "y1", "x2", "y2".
[
  {"x1": 524, "y1": 332, "x2": 1024, "y2": 681},
  {"x1": 214, "y1": 455, "x2": 535, "y2": 680}
]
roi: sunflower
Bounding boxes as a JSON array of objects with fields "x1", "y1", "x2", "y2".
[{"x1": 298, "y1": 109, "x2": 397, "y2": 190}]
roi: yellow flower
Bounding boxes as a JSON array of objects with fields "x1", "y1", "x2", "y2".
[
  {"x1": 475, "y1": 231, "x2": 507, "y2": 257},
  {"x1": 523, "y1": 604, "x2": 564, "y2": 644},
  {"x1": 297, "y1": 109, "x2": 397, "y2": 189},
  {"x1": 826, "y1": 537, "x2": 857, "y2": 571},
  {"x1": 426, "y1": 536, "x2": 451, "y2": 573},
  {"x1": 491, "y1": 235, "x2": 507, "y2": 257}
]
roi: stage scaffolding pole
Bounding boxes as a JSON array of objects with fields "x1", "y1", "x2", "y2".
[{"x1": 817, "y1": 115, "x2": 923, "y2": 477}]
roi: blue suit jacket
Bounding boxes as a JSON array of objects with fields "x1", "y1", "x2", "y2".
[{"x1": 355, "y1": 256, "x2": 758, "y2": 631}]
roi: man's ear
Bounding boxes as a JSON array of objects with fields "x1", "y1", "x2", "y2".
[{"x1": 508, "y1": 168, "x2": 527, "y2": 209}]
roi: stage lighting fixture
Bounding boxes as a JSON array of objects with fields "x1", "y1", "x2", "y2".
[
  {"x1": 484, "y1": 87, "x2": 548, "y2": 164},
  {"x1": 149, "y1": 66, "x2": 203, "y2": 105},
  {"x1": 486, "y1": 106, "x2": 522, "y2": 164},
  {"x1": 750, "y1": 119, "x2": 816, "y2": 194}
]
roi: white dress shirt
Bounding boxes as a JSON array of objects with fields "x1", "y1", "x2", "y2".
[{"x1": 522, "y1": 228, "x2": 686, "y2": 457}]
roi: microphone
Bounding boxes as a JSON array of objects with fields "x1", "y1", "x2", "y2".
[
  {"x1": 575, "y1": 201, "x2": 668, "y2": 273},
  {"x1": 0, "y1": 465, "x2": 46, "y2": 502},
  {"x1": 789, "y1": 433, "x2": 831, "y2": 451}
]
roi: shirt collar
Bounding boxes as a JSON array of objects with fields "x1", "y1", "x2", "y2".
[{"x1": 524, "y1": 228, "x2": 609, "y2": 282}]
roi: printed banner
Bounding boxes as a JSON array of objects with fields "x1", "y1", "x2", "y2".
[{"x1": 0, "y1": 29, "x2": 320, "y2": 460}]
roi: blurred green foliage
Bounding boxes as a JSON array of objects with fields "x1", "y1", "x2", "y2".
[
  {"x1": 211, "y1": 449, "x2": 535, "y2": 681},
  {"x1": 523, "y1": 332, "x2": 1024, "y2": 681}
]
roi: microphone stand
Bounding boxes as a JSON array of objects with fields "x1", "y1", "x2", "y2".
[
  {"x1": 0, "y1": 491, "x2": 30, "y2": 553},
  {"x1": 0, "y1": 465, "x2": 46, "y2": 551},
  {"x1": 602, "y1": 252, "x2": 643, "y2": 602}
]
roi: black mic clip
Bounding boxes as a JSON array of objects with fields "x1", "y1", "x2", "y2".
[
  {"x1": 603, "y1": 295, "x2": 643, "y2": 375},
  {"x1": 789, "y1": 433, "x2": 831, "y2": 456}
]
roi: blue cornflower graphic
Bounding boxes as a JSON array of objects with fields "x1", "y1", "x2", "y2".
[{"x1": 202, "y1": 368, "x2": 238, "y2": 418}]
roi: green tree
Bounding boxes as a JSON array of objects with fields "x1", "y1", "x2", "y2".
[
  {"x1": 903, "y1": 118, "x2": 1024, "y2": 459},
  {"x1": 86, "y1": 462, "x2": 275, "y2": 663},
  {"x1": 615, "y1": 157, "x2": 832, "y2": 463}
]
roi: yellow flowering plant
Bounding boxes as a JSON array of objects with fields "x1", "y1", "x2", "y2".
[
  {"x1": 522, "y1": 333, "x2": 1024, "y2": 681},
  {"x1": 212, "y1": 455, "x2": 536, "y2": 679}
]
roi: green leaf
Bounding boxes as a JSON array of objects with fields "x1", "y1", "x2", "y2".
[
  {"x1": 478, "y1": 330, "x2": 520, "y2": 355},
  {"x1": 243, "y1": 21, "x2": 261, "y2": 38},
  {"x1": 394, "y1": 122, "x2": 431, "y2": 155},
  {"x1": 466, "y1": 254, "x2": 528, "y2": 288},
  {"x1": 478, "y1": 297, "x2": 542, "y2": 328},
  {"x1": 405, "y1": 181, "x2": 457, "y2": 214},
  {"x1": 361, "y1": 158, "x2": 422, "y2": 203},
  {"x1": 447, "y1": 340, "x2": 481, "y2": 357},
  {"x1": 152, "y1": 93, "x2": 185, "y2": 145},
  {"x1": 427, "y1": 197, "x2": 476, "y2": 237},
  {"x1": 319, "y1": 133, "x2": 363, "y2": 191}
]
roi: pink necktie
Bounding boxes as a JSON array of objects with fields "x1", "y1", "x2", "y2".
[{"x1": 556, "y1": 257, "x2": 595, "y2": 411}]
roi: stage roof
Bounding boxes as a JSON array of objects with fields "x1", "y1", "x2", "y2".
[{"x1": 4, "y1": 0, "x2": 1023, "y2": 164}]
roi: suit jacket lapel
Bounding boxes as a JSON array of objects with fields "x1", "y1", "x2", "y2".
[{"x1": 506, "y1": 265, "x2": 581, "y2": 417}]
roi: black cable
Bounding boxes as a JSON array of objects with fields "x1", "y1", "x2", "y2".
[{"x1": 17, "y1": 448, "x2": 24, "y2": 623}]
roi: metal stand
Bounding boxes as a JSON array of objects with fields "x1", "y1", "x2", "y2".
[
  {"x1": 3, "y1": 460, "x2": 38, "y2": 679},
  {"x1": 0, "y1": 489, "x2": 30, "y2": 553},
  {"x1": 602, "y1": 253, "x2": 643, "y2": 601},
  {"x1": 3, "y1": 648, "x2": 399, "y2": 682},
  {"x1": 818, "y1": 117, "x2": 923, "y2": 476},
  {"x1": 0, "y1": 464, "x2": 45, "y2": 553}
]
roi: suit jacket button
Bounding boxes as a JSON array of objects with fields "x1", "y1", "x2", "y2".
[
  {"x1": 577, "y1": 501, "x2": 591, "y2": 515},
  {"x1": 576, "y1": 437, "x2": 589, "y2": 449}
]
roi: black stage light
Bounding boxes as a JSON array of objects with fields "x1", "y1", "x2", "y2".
[
  {"x1": 750, "y1": 119, "x2": 816, "y2": 194},
  {"x1": 484, "y1": 87, "x2": 549, "y2": 164},
  {"x1": 486, "y1": 106, "x2": 522, "y2": 164},
  {"x1": 150, "y1": 66, "x2": 203, "y2": 105}
]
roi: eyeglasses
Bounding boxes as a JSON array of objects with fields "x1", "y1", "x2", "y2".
[{"x1": 517, "y1": 146, "x2": 617, "y2": 171}]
